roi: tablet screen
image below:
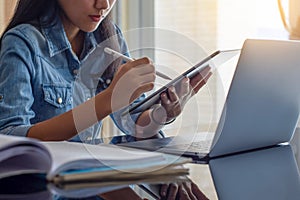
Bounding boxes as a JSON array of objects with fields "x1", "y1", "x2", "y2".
[{"x1": 127, "y1": 49, "x2": 240, "y2": 115}]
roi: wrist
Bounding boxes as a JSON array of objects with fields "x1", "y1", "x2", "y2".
[
  {"x1": 95, "y1": 89, "x2": 112, "y2": 119},
  {"x1": 151, "y1": 105, "x2": 176, "y2": 126}
]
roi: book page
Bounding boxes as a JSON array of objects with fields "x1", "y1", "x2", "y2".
[
  {"x1": 0, "y1": 135, "x2": 52, "y2": 178},
  {"x1": 43, "y1": 142, "x2": 168, "y2": 179}
]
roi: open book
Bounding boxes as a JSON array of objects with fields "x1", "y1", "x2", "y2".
[{"x1": 0, "y1": 135, "x2": 191, "y2": 196}]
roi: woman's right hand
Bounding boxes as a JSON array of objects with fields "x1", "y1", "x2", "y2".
[{"x1": 106, "y1": 57, "x2": 156, "y2": 112}]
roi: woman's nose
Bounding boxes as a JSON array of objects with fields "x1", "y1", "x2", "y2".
[{"x1": 95, "y1": 0, "x2": 109, "y2": 10}]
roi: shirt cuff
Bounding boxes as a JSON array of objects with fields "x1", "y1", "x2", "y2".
[{"x1": 0, "y1": 125, "x2": 32, "y2": 137}]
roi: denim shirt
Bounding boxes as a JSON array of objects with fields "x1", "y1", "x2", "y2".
[{"x1": 0, "y1": 14, "x2": 143, "y2": 143}]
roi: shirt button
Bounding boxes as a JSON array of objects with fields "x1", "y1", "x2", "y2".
[
  {"x1": 106, "y1": 79, "x2": 111, "y2": 85},
  {"x1": 73, "y1": 69, "x2": 79, "y2": 75},
  {"x1": 0, "y1": 95, "x2": 3, "y2": 101},
  {"x1": 57, "y1": 97, "x2": 63, "y2": 104}
]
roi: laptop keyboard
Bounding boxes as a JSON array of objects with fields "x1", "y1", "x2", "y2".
[{"x1": 167, "y1": 139, "x2": 212, "y2": 153}]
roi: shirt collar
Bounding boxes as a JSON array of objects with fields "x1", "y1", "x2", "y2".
[{"x1": 81, "y1": 32, "x2": 98, "y2": 60}]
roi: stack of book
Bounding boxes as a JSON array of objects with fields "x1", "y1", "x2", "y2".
[{"x1": 0, "y1": 135, "x2": 191, "y2": 198}]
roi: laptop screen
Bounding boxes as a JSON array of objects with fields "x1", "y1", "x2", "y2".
[{"x1": 210, "y1": 39, "x2": 300, "y2": 157}]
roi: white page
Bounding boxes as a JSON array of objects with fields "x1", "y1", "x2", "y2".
[{"x1": 43, "y1": 142, "x2": 167, "y2": 179}]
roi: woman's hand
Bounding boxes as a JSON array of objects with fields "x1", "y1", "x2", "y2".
[
  {"x1": 159, "y1": 181, "x2": 209, "y2": 200},
  {"x1": 99, "y1": 187, "x2": 144, "y2": 200},
  {"x1": 106, "y1": 57, "x2": 156, "y2": 112},
  {"x1": 152, "y1": 66, "x2": 212, "y2": 124},
  {"x1": 134, "y1": 65, "x2": 211, "y2": 139}
]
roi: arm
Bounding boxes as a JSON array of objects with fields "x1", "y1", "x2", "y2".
[
  {"x1": 28, "y1": 58, "x2": 156, "y2": 141},
  {"x1": 27, "y1": 90, "x2": 111, "y2": 140},
  {"x1": 0, "y1": 28, "x2": 155, "y2": 141}
]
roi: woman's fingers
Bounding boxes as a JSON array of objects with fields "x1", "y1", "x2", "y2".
[
  {"x1": 139, "y1": 73, "x2": 156, "y2": 85},
  {"x1": 182, "y1": 182, "x2": 197, "y2": 200},
  {"x1": 189, "y1": 66, "x2": 212, "y2": 94},
  {"x1": 108, "y1": 57, "x2": 156, "y2": 111},
  {"x1": 166, "y1": 183, "x2": 179, "y2": 200},
  {"x1": 161, "y1": 93, "x2": 171, "y2": 105},
  {"x1": 167, "y1": 86, "x2": 179, "y2": 102},
  {"x1": 159, "y1": 182, "x2": 207, "y2": 200},
  {"x1": 178, "y1": 184, "x2": 191, "y2": 200},
  {"x1": 160, "y1": 94, "x2": 181, "y2": 119},
  {"x1": 156, "y1": 65, "x2": 212, "y2": 120},
  {"x1": 160, "y1": 184, "x2": 169, "y2": 198},
  {"x1": 191, "y1": 182, "x2": 209, "y2": 200},
  {"x1": 193, "y1": 71, "x2": 212, "y2": 94},
  {"x1": 190, "y1": 66, "x2": 210, "y2": 87},
  {"x1": 179, "y1": 77, "x2": 191, "y2": 97}
]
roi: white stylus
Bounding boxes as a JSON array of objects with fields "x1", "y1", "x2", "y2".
[{"x1": 104, "y1": 47, "x2": 172, "y2": 80}]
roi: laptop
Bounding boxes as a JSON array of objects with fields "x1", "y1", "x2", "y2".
[{"x1": 119, "y1": 39, "x2": 300, "y2": 163}]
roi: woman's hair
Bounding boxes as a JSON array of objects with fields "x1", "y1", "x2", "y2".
[
  {"x1": 1, "y1": 0, "x2": 120, "y2": 83},
  {"x1": 0, "y1": 0, "x2": 57, "y2": 41}
]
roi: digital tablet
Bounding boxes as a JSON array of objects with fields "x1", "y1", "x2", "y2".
[{"x1": 127, "y1": 49, "x2": 240, "y2": 115}]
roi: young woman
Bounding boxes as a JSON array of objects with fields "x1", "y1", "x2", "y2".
[
  {"x1": 0, "y1": 0, "x2": 210, "y2": 199},
  {"x1": 0, "y1": 0, "x2": 210, "y2": 144}
]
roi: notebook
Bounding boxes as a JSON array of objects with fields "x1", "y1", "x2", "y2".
[{"x1": 120, "y1": 39, "x2": 300, "y2": 163}]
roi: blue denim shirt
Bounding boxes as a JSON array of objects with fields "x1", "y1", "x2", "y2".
[{"x1": 0, "y1": 13, "x2": 143, "y2": 143}]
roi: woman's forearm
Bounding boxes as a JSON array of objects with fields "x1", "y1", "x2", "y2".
[{"x1": 27, "y1": 90, "x2": 112, "y2": 141}]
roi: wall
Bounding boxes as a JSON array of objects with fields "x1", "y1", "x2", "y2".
[{"x1": 0, "y1": 0, "x2": 17, "y2": 34}]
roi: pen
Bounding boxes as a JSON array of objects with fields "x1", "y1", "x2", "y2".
[{"x1": 104, "y1": 47, "x2": 172, "y2": 80}]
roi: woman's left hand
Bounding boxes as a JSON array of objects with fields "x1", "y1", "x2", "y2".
[
  {"x1": 159, "y1": 181, "x2": 209, "y2": 200},
  {"x1": 153, "y1": 66, "x2": 212, "y2": 123}
]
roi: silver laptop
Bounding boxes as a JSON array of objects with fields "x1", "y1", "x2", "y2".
[{"x1": 120, "y1": 39, "x2": 300, "y2": 163}]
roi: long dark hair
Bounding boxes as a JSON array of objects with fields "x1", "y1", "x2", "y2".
[
  {"x1": 1, "y1": 0, "x2": 120, "y2": 82},
  {"x1": 0, "y1": 0, "x2": 58, "y2": 42}
]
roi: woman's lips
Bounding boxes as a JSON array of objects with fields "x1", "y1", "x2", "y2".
[{"x1": 89, "y1": 15, "x2": 101, "y2": 22}]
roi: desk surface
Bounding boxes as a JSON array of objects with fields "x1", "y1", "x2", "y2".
[
  {"x1": 1, "y1": 133, "x2": 299, "y2": 200},
  {"x1": 189, "y1": 145, "x2": 300, "y2": 200}
]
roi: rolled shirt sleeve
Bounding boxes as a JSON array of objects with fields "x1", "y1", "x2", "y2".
[
  {"x1": 110, "y1": 94, "x2": 146, "y2": 136},
  {"x1": 0, "y1": 29, "x2": 37, "y2": 137}
]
